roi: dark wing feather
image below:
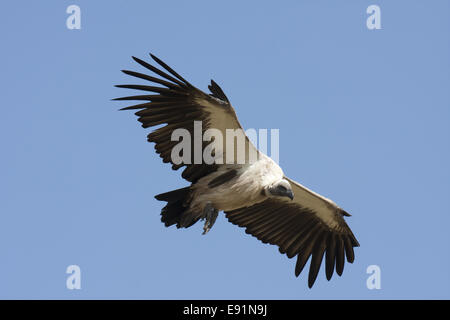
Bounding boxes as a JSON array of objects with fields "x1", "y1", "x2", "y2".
[
  {"x1": 225, "y1": 179, "x2": 359, "y2": 288},
  {"x1": 115, "y1": 54, "x2": 258, "y2": 183},
  {"x1": 208, "y1": 79, "x2": 230, "y2": 103}
]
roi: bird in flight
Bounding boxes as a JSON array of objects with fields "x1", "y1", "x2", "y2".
[{"x1": 115, "y1": 54, "x2": 359, "y2": 288}]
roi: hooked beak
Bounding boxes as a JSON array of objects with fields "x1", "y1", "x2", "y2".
[{"x1": 287, "y1": 190, "x2": 294, "y2": 201}]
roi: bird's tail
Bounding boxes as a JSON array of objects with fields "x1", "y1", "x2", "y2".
[{"x1": 154, "y1": 187, "x2": 199, "y2": 228}]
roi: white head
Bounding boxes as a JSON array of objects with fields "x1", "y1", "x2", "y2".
[{"x1": 265, "y1": 178, "x2": 294, "y2": 200}]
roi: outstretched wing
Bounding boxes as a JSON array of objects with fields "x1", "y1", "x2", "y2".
[
  {"x1": 114, "y1": 54, "x2": 259, "y2": 183},
  {"x1": 225, "y1": 177, "x2": 359, "y2": 288}
]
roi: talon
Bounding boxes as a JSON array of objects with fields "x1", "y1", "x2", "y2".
[{"x1": 202, "y1": 226, "x2": 211, "y2": 235}]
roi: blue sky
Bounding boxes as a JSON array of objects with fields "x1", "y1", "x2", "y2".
[{"x1": 1, "y1": 0, "x2": 449, "y2": 299}]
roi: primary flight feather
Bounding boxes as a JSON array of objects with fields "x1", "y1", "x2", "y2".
[{"x1": 115, "y1": 54, "x2": 359, "y2": 288}]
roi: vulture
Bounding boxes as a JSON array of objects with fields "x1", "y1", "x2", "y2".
[{"x1": 115, "y1": 54, "x2": 359, "y2": 288}]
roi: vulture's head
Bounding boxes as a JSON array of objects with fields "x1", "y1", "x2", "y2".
[{"x1": 266, "y1": 179, "x2": 294, "y2": 200}]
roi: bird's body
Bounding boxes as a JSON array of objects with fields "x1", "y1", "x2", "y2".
[
  {"x1": 191, "y1": 155, "x2": 283, "y2": 212},
  {"x1": 115, "y1": 54, "x2": 359, "y2": 288}
]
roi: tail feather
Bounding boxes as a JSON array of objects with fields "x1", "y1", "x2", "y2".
[{"x1": 155, "y1": 187, "x2": 198, "y2": 228}]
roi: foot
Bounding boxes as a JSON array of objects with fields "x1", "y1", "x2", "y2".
[{"x1": 202, "y1": 202, "x2": 218, "y2": 235}]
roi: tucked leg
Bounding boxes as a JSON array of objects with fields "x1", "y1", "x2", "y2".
[{"x1": 202, "y1": 202, "x2": 218, "y2": 235}]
